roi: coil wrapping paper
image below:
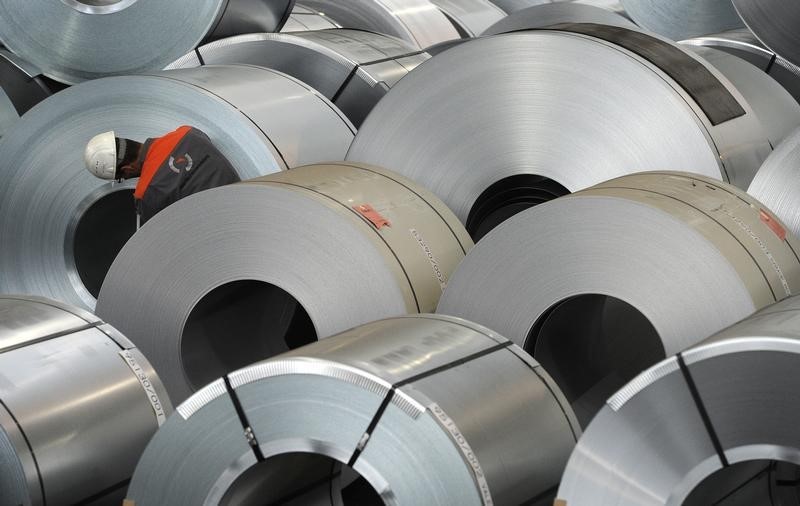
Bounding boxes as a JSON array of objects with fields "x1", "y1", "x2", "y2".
[
  {"x1": 298, "y1": 0, "x2": 460, "y2": 49},
  {"x1": 0, "y1": 295, "x2": 172, "y2": 505},
  {"x1": 0, "y1": 49, "x2": 54, "y2": 140},
  {"x1": 683, "y1": 29, "x2": 800, "y2": 104},
  {"x1": 125, "y1": 314, "x2": 580, "y2": 506},
  {"x1": 483, "y1": 2, "x2": 637, "y2": 35},
  {"x1": 428, "y1": 0, "x2": 506, "y2": 37},
  {"x1": 682, "y1": 45, "x2": 800, "y2": 148},
  {"x1": 0, "y1": 0, "x2": 296, "y2": 84},
  {"x1": 0, "y1": 64, "x2": 355, "y2": 311},
  {"x1": 732, "y1": 0, "x2": 800, "y2": 71},
  {"x1": 96, "y1": 162, "x2": 473, "y2": 403},
  {"x1": 168, "y1": 29, "x2": 430, "y2": 128},
  {"x1": 617, "y1": 0, "x2": 742, "y2": 41},
  {"x1": 347, "y1": 29, "x2": 771, "y2": 239},
  {"x1": 281, "y1": 3, "x2": 342, "y2": 32},
  {"x1": 556, "y1": 295, "x2": 800, "y2": 505},
  {"x1": 437, "y1": 171, "x2": 800, "y2": 425},
  {"x1": 748, "y1": 128, "x2": 800, "y2": 240}
]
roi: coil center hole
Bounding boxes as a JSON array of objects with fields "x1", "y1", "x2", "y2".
[
  {"x1": 683, "y1": 460, "x2": 800, "y2": 505},
  {"x1": 466, "y1": 174, "x2": 569, "y2": 241},
  {"x1": 73, "y1": 188, "x2": 137, "y2": 300},
  {"x1": 220, "y1": 453, "x2": 385, "y2": 506},
  {"x1": 60, "y1": 0, "x2": 139, "y2": 15},
  {"x1": 180, "y1": 280, "x2": 317, "y2": 391},
  {"x1": 526, "y1": 294, "x2": 664, "y2": 427}
]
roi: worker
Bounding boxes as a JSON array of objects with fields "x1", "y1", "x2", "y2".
[{"x1": 83, "y1": 126, "x2": 240, "y2": 227}]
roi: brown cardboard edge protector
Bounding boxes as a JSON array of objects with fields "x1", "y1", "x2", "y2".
[{"x1": 554, "y1": 500, "x2": 567, "y2": 506}]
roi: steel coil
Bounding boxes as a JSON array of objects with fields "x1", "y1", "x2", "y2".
[
  {"x1": 168, "y1": 29, "x2": 430, "y2": 128},
  {"x1": 733, "y1": 0, "x2": 800, "y2": 71},
  {"x1": 618, "y1": 0, "x2": 743, "y2": 40},
  {"x1": 96, "y1": 162, "x2": 473, "y2": 403},
  {"x1": 429, "y1": 0, "x2": 506, "y2": 37},
  {"x1": 0, "y1": 64, "x2": 355, "y2": 311},
  {"x1": 483, "y1": 2, "x2": 637, "y2": 34},
  {"x1": 0, "y1": 0, "x2": 294, "y2": 84},
  {"x1": 437, "y1": 171, "x2": 800, "y2": 426},
  {"x1": 347, "y1": 29, "x2": 771, "y2": 240},
  {"x1": 0, "y1": 49, "x2": 54, "y2": 139},
  {"x1": 683, "y1": 29, "x2": 800, "y2": 104},
  {"x1": 0, "y1": 295, "x2": 172, "y2": 506},
  {"x1": 683, "y1": 45, "x2": 800, "y2": 148},
  {"x1": 748, "y1": 128, "x2": 800, "y2": 240},
  {"x1": 298, "y1": 0, "x2": 461, "y2": 49},
  {"x1": 125, "y1": 314, "x2": 580, "y2": 505},
  {"x1": 556, "y1": 295, "x2": 800, "y2": 505},
  {"x1": 281, "y1": 3, "x2": 342, "y2": 32}
]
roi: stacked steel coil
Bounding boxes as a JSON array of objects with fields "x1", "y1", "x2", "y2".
[
  {"x1": 0, "y1": 65, "x2": 355, "y2": 310},
  {"x1": 96, "y1": 163, "x2": 473, "y2": 403},
  {"x1": 483, "y1": 2, "x2": 637, "y2": 35},
  {"x1": 748, "y1": 128, "x2": 800, "y2": 239},
  {"x1": 557, "y1": 295, "x2": 800, "y2": 505},
  {"x1": 168, "y1": 29, "x2": 430, "y2": 127},
  {"x1": 437, "y1": 171, "x2": 800, "y2": 425},
  {"x1": 0, "y1": 295, "x2": 171, "y2": 505},
  {"x1": 281, "y1": 3, "x2": 342, "y2": 32},
  {"x1": 733, "y1": 0, "x2": 800, "y2": 70},
  {"x1": 126, "y1": 315, "x2": 580, "y2": 505},
  {"x1": 619, "y1": 0, "x2": 743, "y2": 40},
  {"x1": 347, "y1": 28, "x2": 772, "y2": 239}
]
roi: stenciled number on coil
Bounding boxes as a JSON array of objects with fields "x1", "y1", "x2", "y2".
[
  {"x1": 119, "y1": 350, "x2": 168, "y2": 426},
  {"x1": 410, "y1": 228, "x2": 447, "y2": 291}
]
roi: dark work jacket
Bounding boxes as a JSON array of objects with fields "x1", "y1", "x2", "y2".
[{"x1": 133, "y1": 126, "x2": 240, "y2": 224}]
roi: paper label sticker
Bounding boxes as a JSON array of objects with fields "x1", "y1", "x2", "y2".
[
  {"x1": 119, "y1": 350, "x2": 167, "y2": 426},
  {"x1": 410, "y1": 228, "x2": 447, "y2": 291},
  {"x1": 354, "y1": 204, "x2": 390, "y2": 229},
  {"x1": 760, "y1": 209, "x2": 787, "y2": 241},
  {"x1": 429, "y1": 403, "x2": 493, "y2": 505}
]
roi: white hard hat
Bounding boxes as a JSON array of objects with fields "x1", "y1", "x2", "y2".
[{"x1": 84, "y1": 131, "x2": 119, "y2": 180}]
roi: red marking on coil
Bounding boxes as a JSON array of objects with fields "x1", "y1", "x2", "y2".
[
  {"x1": 760, "y1": 209, "x2": 786, "y2": 241},
  {"x1": 354, "y1": 204, "x2": 390, "y2": 229}
]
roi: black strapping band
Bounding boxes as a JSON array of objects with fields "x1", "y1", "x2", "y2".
[
  {"x1": 677, "y1": 353, "x2": 729, "y2": 467},
  {"x1": 223, "y1": 375, "x2": 265, "y2": 462}
]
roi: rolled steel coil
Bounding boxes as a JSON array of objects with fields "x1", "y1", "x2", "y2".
[
  {"x1": 683, "y1": 45, "x2": 800, "y2": 148},
  {"x1": 0, "y1": 295, "x2": 172, "y2": 506},
  {"x1": 347, "y1": 29, "x2": 771, "y2": 240},
  {"x1": 437, "y1": 171, "x2": 800, "y2": 426},
  {"x1": 0, "y1": 64, "x2": 355, "y2": 311},
  {"x1": 298, "y1": 0, "x2": 461, "y2": 49},
  {"x1": 733, "y1": 0, "x2": 800, "y2": 71},
  {"x1": 126, "y1": 314, "x2": 580, "y2": 505},
  {"x1": 483, "y1": 2, "x2": 637, "y2": 34},
  {"x1": 618, "y1": 0, "x2": 743, "y2": 41},
  {"x1": 429, "y1": 0, "x2": 506, "y2": 37},
  {"x1": 0, "y1": 0, "x2": 294, "y2": 84},
  {"x1": 281, "y1": 3, "x2": 342, "y2": 32},
  {"x1": 96, "y1": 162, "x2": 473, "y2": 403},
  {"x1": 683, "y1": 29, "x2": 800, "y2": 104},
  {"x1": 168, "y1": 29, "x2": 430, "y2": 128},
  {"x1": 556, "y1": 294, "x2": 800, "y2": 505},
  {"x1": 0, "y1": 49, "x2": 54, "y2": 139},
  {"x1": 748, "y1": 128, "x2": 800, "y2": 239}
]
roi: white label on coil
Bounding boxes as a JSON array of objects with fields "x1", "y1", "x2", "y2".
[
  {"x1": 119, "y1": 350, "x2": 167, "y2": 426},
  {"x1": 410, "y1": 228, "x2": 447, "y2": 292},
  {"x1": 429, "y1": 403, "x2": 493, "y2": 505}
]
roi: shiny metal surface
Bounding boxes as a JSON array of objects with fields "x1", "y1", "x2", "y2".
[
  {"x1": 733, "y1": 0, "x2": 800, "y2": 70},
  {"x1": 484, "y1": 0, "x2": 548, "y2": 14},
  {"x1": 684, "y1": 45, "x2": 800, "y2": 148},
  {"x1": 749, "y1": 128, "x2": 800, "y2": 239},
  {"x1": 299, "y1": 0, "x2": 460, "y2": 49},
  {"x1": 281, "y1": 3, "x2": 342, "y2": 31},
  {"x1": 205, "y1": 0, "x2": 295, "y2": 41},
  {"x1": 483, "y1": 1, "x2": 637, "y2": 34},
  {"x1": 0, "y1": 64, "x2": 355, "y2": 311},
  {"x1": 126, "y1": 315, "x2": 580, "y2": 505},
  {"x1": 683, "y1": 29, "x2": 800, "y2": 103},
  {"x1": 168, "y1": 29, "x2": 429, "y2": 127},
  {"x1": 0, "y1": 295, "x2": 172, "y2": 506},
  {"x1": 557, "y1": 295, "x2": 800, "y2": 505},
  {"x1": 438, "y1": 171, "x2": 800, "y2": 424},
  {"x1": 346, "y1": 31, "x2": 771, "y2": 236},
  {"x1": 96, "y1": 163, "x2": 472, "y2": 403},
  {"x1": 429, "y1": 0, "x2": 506, "y2": 37},
  {"x1": 619, "y1": 0, "x2": 743, "y2": 40}
]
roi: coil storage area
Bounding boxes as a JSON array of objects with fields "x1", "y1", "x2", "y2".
[{"x1": 2, "y1": 0, "x2": 800, "y2": 503}]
